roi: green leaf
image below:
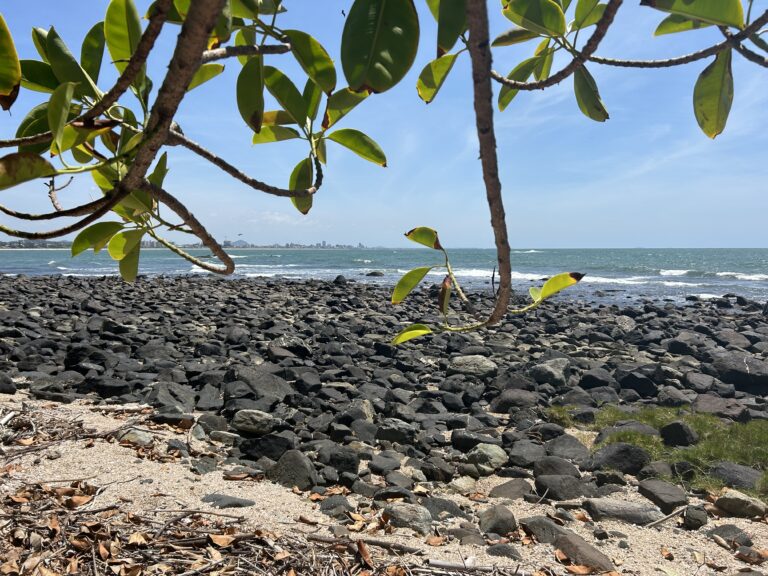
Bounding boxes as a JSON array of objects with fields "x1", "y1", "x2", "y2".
[
  {"x1": 573, "y1": 66, "x2": 609, "y2": 122},
  {"x1": 105, "y1": 0, "x2": 143, "y2": 75},
  {"x1": 326, "y1": 128, "x2": 387, "y2": 166},
  {"x1": 438, "y1": 275, "x2": 452, "y2": 315},
  {"x1": 405, "y1": 226, "x2": 442, "y2": 250},
  {"x1": 119, "y1": 243, "x2": 141, "y2": 282},
  {"x1": 237, "y1": 56, "x2": 265, "y2": 132},
  {"x1": 341, "y1": 0, "x2": 420, "y2": 93},
  {"x1": 322, "y1": 87, "x2": 368, "y2": 130},
  {"x1": 529, "y1": 286, "x2": 542, "y2": 301},
  {"x1": 315, "y1": 137, "x2": 327, "y2": 164},
  {"x1": 108, "y1": 229, "x2": 144, "y2": 261},
  {"x1": 437, "y1": 0, "x2": 466, "y2": 56},
  {"x1": 392, "y1": 323, "x2": 433, "y2": 345},
  {"x1": 574, "y1": 0, "x2": 596, "y2": 26},
  {"x1": 0, "y1": 153, "x2": 56, "y2": 191},
  {"x1": 503, "y1": 0, "x2": 567, "y2": 37},
  {"x1": 289, "y1": 157, "x2": 313, "y2": 215},
  {"x1": 48, "y1": 82, "x2": 77, "y2": 154},
  {"x1": 492, "y1": 26, "x2": 540, "y2": 47},
  {"x1": 251, "y1": 125, "x2": 302, "y2": 144},
  {"x1": 263, "y1": 110, "x2": 297, "y2": 126},
  {"x1": 574, "y1": 1, "x2": 606, "y2": 29},
  {"x1": 693, "y1": 49, "x2": 733, "y2": 139},
  {"x1": 533, "y1": 39, "x2": 553, "y2": 80},
  {"x1": 0, "y1": 14, "x2": 22, "y2": 111},
  {"x1": 71, "y1": 221, "x2": 124, "y2": 256},
  {"x1": 640, "y1": 0, "x2": 743, "y2": 29},
  {"x1": 80, "y1": 22, "x2": 106, "y2": 83},
  {"x1": 148, "y1": 152, "x2": 168, "y2": 188},
  {"x1": 392, "y1": 266, "x2": 433, "y2": 304},
  {"x1": 654, "y1": 14, "x2": 712, "y2": 35},
  {"x1": 425, "y1": 0, "x2": 440, "y2": 20},
  {"x1": 303, "y1": 79, "x2": 323, "y2": 121},
  {"x1": 498, "y1": 57, "x2": 539, "y2": 111},
  {"x1": 20, "y1": 60, "x2": 59, "y2": 93},
  {"x1": 234, "y1": 28, "x2": 257, "y2": 65},
  {"x1": 46, "y1": 27, "x2": 100, "y2": 100},
  {"x1": 188, "y1": 63, "x2": 224, "y2": 91},
  {"x1": 416, "y1": 53, "x2": 459, "y2": 104},
  {"x1": 31, "y1": 28, "x2": 49, "y2": 62},
  {"x1": 539, "y1": 271, "x2": 584, "y2": 300},
  {"x1": 15, "y1": 102, "x2": 52, "y2": 155},
  {"x1": 283, "y1": 30, "x2": 337, "y2": 94},
  {"x1": 263, "y1": 65, "x2": 307, "y2": 126}
]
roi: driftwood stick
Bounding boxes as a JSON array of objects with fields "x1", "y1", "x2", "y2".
[
  {"x1": 645, "y1": 506, "x2": 686, "y2": 529},
  {"x1": 307, "y1": 534, "x2": 422, "y2": 555}
]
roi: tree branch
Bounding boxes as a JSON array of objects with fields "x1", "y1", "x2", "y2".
[
  {"x1": 0, "y1": 0, "x2": 172, "y2": 149},
  {"x1": 143, "y1": 182, "x2": 234, "y2": 274},
  {"x1": 721, "y1": 27, "x2": 768, "y2": 68},
  {"x1": 0, "y1": 196, "x2": 112, "y2": 221},
  {"x1": 587, "y1": 9, "x2": 768, "y2": 68},
  {"x1": 490, "y1": 0, "x2": 622, "y2": 90},
  {"x1": 466, "y1": 0, "x2": 511, "y2": 327},
  {"x1": 201, "y1": 43, "x2": 291, "y2": 63},
  {"x1": 167, "y1": 130, "x2": 321, "y2": 197}
]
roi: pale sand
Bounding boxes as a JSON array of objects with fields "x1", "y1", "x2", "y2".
[{"x1": 1, "y1": 392, "x2": 766, "y2": 575}]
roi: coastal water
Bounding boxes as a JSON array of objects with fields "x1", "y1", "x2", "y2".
[{"x1": 1, "y1": 247, "x2": 766, "y2": 304}]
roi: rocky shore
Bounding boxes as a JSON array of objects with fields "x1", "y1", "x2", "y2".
[{"x1": 1, "y1": 275, "x2": 767, "y2": 575}]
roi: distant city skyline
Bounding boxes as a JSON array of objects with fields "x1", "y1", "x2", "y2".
[{"x1": 0, "y1": 2, "x2": 766, "y2": 249}]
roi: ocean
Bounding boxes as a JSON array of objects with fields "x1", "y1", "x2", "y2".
[{"x1": 1, "y1": 247, "x2": 767, "y2": 305}]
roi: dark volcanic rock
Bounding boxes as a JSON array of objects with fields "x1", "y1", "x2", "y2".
[
  {"x1": 660, "y1": 421, "x2": 698, "y2": 447},
  {"x1": 266, "y1": 450, "x2": 318, "y2": 490},
  {"x1": 590, "y1": 442, "x2": 651, "y2": 475},
  {"x1": 638, "y1": 479, "x2": 688, "y2": 513},
  {"x1": 712, "y1": 352, "x2": 768, "y2": 394},
  {"x1": 478, "y1": 505, "x2": 517, "y2": 536},
  {"x1": 201, "y1": 494, "x2": 255, "y2": 509},
  {"x1": 709, "y1": 461, "x2": 763, "y2": 490},
  {"x1": 553, "y1": 533, "x2": 614, "y2": 572}
]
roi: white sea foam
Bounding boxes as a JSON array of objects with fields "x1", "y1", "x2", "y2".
[
  {"x1": 353, "y1": 259, "x2": 373, "y2": 263},
  {"x1": 662, "y1": 281, "x2": 703, "y2": 287},
  {"x1": 696, "y1": 293, "x2": 720, "y2": 299},
  {"x1": 229, "y1": 255, "x2": 248, "y2": 259},
  {"x1": 512, "y1": 249, "x2": 543, "y2": 254},
  {"x1": 716, "y1": 271, "x2": 768, "y2": 281},
  {"x1": 659, "y1": 269, "x2": 690, "y2": 276},
  {"x1": 582, "y1": 276, "x2": 649, "y2": 285},
  {"x1": 48, "y1": 260, "x2": 56, "y2": 265}
]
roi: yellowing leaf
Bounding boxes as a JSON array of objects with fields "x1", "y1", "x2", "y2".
[
  {"x1": 392, "y1": 266, "x2": 433, "y2": 304},
  {"x1": 392, "y1": 324, "x2": 433, "y2": 345}
]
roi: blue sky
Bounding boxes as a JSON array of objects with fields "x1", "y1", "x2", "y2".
[{"x1": 1, "y1": 1, "x2": 767, "y2": 248}]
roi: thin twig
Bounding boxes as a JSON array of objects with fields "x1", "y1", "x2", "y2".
[
  {"x1": 0, "y1": 196, "x2": 114, "y2": 221},
  {"x1": 644, "y1": 505, "x2": 686, "y2": 528},
  {"x1": 588, "y1": 9, "x2": 768, "y2": 68},
  {"x1": 201, "y1": 43, "x2": 291, "y2": 63},
  {"x1": 168, "y1": 130, "x2": 321, "y2": 198}
]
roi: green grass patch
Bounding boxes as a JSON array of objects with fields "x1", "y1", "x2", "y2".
[{"x1": 546, "y1": 404, "x2": 768, "y2": 502}]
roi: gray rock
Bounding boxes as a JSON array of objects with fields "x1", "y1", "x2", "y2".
[
  {"x1": 545, "y1": 434, "x2": 590, "y2": 463},
  {"x1": 638, "y1": 479, "x2": 688, "y2": 514},
  {"x1": 708, "y1": 524, "x2": 753, "y2": 547},
  {"x1": 231, "y1": 409, "x2": 281, "y2": 435},
  {"x1": 712, "y1": 352, "x2": 768, "y2": 394},
  {"x1": 533, "y1": 456, "x2": 580, "y2": 479},
  {"x1": 421, "y1": 497, "x2": 469, "y2": 520},
  {"x1": 490, "y1": 389, "x2": 540, "y2": 413},
  {"x1": 530, "y1": 358, "x2": 570, "y2": 388},
  {"x1": 692, "y1": 394, "x2": 749, "y2": 421},
  {"x1": 486, "y1": 543, "x2": 522, "y2": 559},
  {"x1": 590, "y1": 442, "x2": 650, "y2": 475},
  {"x1": 201, "y1": 493, "x2": 255, "y2": 508},
  {"x1": 715, "y1": 488, "x2": 767, "y2": 518},
  {"x1": 478, "y1": 505, "x2": 517, "y2": 536},
  {"x1": 682, "y1": 505, "x2": 708, "y2": 530},
  {"x1": 266, "y1": 450, "x2": 318, "y2": 490},
  {"x1": 660, "y1": 421, "x2": 698, "y2": 447},
  {"x1": 583, "y1": 498, "x2": 664, "y2": 525},
  {"x1": 489, "y1": 479, "x2": 532, "y2": 500},
  {"x1": 519, "y1": 516, "x2": 569, "y2": 544},
  {"x1": 535, "y1": 475, "x2": 590, "y2": 501},
  {"x1": 116, "y1": 428, "x2": 154, "y2": 448},
  {"x1": 508, "y1": 439, "x2": 546, "y2": 467},
  {"x1": 447, "y1": 355, "x2": 498, "y2": 379},
  {"x1": 383, "y1": 503, "x2": 432, "y2": 535},
  {"x1": 553, "y1": 533, "x2": 614, "y2": 572},
  {"x1": 709, "y1": 461, "x2": 763, "y2": 490},
  {"x1": 466, "y1": 443, "x2": 508, "y2": 474}
]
